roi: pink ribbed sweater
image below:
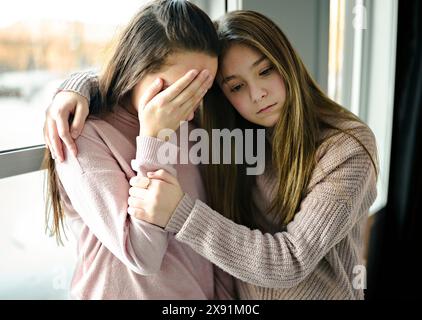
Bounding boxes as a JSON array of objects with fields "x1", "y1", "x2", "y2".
[
  {"x1": 60, "y1": 72, "x2": 378, "y2": 300},
  {"x1": 55, "y1": 105, "x2": 234, "y2": 299}
]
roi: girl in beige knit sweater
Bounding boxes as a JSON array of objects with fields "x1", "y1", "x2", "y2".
[{"x1": 44, "y1": 10, "x2": 378, "y2": 299}]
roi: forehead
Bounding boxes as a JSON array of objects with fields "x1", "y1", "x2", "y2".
[
  {"x1": 220, "y1": 44, "x2": 264, "y2": 74},
  {"x1": 159, "y1": 51, "x2": 218, "y2": 79}
]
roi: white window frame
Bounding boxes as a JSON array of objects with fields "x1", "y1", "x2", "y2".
[
  {"x1": 330, "y1": 0, "x2": 397, "y2": 214},
  {"x1": 227, "y1": 0, "x2": 243, "y2": 11}
]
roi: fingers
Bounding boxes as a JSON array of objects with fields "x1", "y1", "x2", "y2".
[
  {"x1": 44, "y1": 91, "x2": 86, "y2": 161},
  {"x1": 46, "y1": 119, "x2": 64, "y2": 162},
  {"x1": 146, "y1": 169, "x2": 178, "y2": 185},
  {"x1": 186, "y1": 111, "x2": 195, "y2": 122},
  {"x1": 160, "y1": 69, "x2": 199, "y2": 103},
  {"x1": 169, "y1": 69, "x2": 210, "y2": 108},
  {"x1": 70, "y1": 101, "x2": 89, "y2": 139},
  {"x1": 55, "y1": 108, "x2": 78, "y2": 158},
  {"x1": 129, "y1": 176, "x2": 150, "y2": 188},
  {"x1": 138, "y1": 78, "x2": 164, "y2": 109},
  {"x1": 128, "y1": 186, "x2": 148, "y2": 198},
  {"x1": 128, "y1": 196, "x2": 149, "y2": 220},
  {"x1": 178, "y1": 73, "x2": 212, "y2": 119},
  {"x1": 127, "y1": 206, "x2": 147, "y2": 220},
  {"x1": 179, "y1": 93, "x2": 203, "y2": 121},
  {"x1": 128, "y1": 195, "x2": 147, "y2": 209},
  {"x1": 128, "y1": 179, "x2": 149, "y2": 220}
]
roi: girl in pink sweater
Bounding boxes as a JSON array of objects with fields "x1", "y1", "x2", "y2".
[
  {"x1": 43, "y1": 0, "x2": 234, "y2": 300},
  {"x1": 45, "y1": 11, "x2": 378, "y2": 299}
]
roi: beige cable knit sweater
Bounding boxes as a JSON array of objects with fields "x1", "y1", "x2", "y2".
[{"x1": 166, "y1": 122, "x2": 378, "y2": 300}]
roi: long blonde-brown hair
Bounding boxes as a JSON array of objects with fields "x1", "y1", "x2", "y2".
[
  {"x1": 201, "y1": 10, "x2": 377, "y2": 230},
  {"x1": 43, "y1": 0, "x2": 220, "y2": 244}
]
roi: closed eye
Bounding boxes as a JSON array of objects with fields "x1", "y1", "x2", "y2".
[
  {"x1": 259, "y1": 66, "x2": 274, "y2": 76},
  {"x1": 230, "y1": 84, "x2": 243, "y2": 92}
]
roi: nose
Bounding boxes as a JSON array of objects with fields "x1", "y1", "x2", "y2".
[{"x1": 250, "y1": 85, "x2": 267, "y2": 103}]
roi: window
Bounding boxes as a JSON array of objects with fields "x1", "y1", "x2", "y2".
[
  {"x1": 0, "y1": 0, "x2": 156, "y2": 152},
  {"x1": 328, "y1": 0, "x2": 398, "y2": 214}
]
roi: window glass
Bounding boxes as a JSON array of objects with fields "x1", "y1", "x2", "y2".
[{"x1": 0, "y1": 0, "x2": 152, "y2": 151}]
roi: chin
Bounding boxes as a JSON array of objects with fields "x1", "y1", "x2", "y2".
[{"x1": 259, "y1": 116, "x2": 279, "y2": 127}]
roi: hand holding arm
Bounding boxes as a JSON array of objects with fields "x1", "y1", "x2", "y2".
[{"x1": 128, "y1": 169, "x2": 184, "y2": 228}]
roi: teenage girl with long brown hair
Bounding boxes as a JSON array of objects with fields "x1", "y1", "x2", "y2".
[{"x1": 42, "y1": 0, "x2": 234, "y2": 299}]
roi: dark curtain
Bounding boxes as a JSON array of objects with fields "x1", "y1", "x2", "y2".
[{"x1": 366, "y1": 0, "x2": 422, "y2": 299}]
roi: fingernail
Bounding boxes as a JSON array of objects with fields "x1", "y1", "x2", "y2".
[
  {"x1": 141, "y1": 177, "x2": 150, "y2": 187},
  {"x1": 71, "y1": 130, "x2": 78, "y2": 139},
  {"x1": 202, "y1": 70, "x2": 210, "y2": 79},
  {"x1": 134, "y1": 176, "x2": 148, "y2": 183}
]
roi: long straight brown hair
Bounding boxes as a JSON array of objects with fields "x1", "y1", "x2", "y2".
[
  {"x1": 43, "y1": 0, "x2": 220, "y2": 244},
  {"x1": 201, "y1": 10, "x2": 377, "y2": 231}
]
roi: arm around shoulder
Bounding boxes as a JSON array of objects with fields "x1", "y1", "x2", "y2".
[
  {"x1": 56, "y1": 70, "x2": 99, "y2": 103},
  {"x1": 164, "y1": 126, "x2": 378, "y2": 288}
]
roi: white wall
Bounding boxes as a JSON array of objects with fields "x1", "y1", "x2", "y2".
[
  {"x1": 0, "y1": 171, "x2": 75, "y2": 299},
  {"x1": 242, "y1": 0, "x2": 330, "y2": 92}
]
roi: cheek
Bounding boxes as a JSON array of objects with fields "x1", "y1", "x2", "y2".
[
  {"x1": 274, "y1": 76, "x2": 286, "y2": 101},
  {"x1": 226, "y1": 94, "x2": 249, "y2": 116},
  {"x1": 220, "y1": 84, "x2": 251, "y2": 117}
]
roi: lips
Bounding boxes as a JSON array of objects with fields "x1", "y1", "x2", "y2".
[{"x1": 257, "y1": 103, "x2": 277, "y2": 114}]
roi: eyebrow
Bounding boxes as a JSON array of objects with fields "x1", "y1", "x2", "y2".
[{"x1": 221, "y1": 55, "x2": 267, "y2": 84}]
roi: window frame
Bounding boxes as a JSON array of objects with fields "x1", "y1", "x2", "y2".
[
  {"x1": 330, "y1": 0, "x2": 398, "y2": 214},
  {"x1": 0, "y1": 145, "x2": 46, "y2": 179}
]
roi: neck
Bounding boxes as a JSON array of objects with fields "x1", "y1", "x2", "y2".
[
  {"x1": 121, "y1": 95, "x2": 138, "y2": 117},
  {"x1": 265, "y1": 126, "x2": 275, "y2": 141}
]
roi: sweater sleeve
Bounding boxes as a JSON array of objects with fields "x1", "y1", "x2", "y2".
[
  {"x1": 165, "y1": 128, "x2": 378, "y2": 288},
  {"x1": 55, "y1": 122, "x2": 169, "y2": 276},
  {"x1": 131, "y1": 135, "x2": 178, "y2": 177},
  {"x1": 131, "y1": 129, "x2": 237, "y2": 299},
  {"x1": 213, "y1": 264, "x2": 237, "y2": 300},
  {"x1": 56, "y1": 70, "x2": 99, "y2": 102}
]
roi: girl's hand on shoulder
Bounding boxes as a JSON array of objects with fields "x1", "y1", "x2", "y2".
[
  {"x1": 137, "y1": 69, "x2": 212, "y2": 138},
  {"x1": 128, "y1": 170, "x2": 184, "y2": 228},
  {"x1": 44, "y1": 91, "x2": 89, "y2": 162}
]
